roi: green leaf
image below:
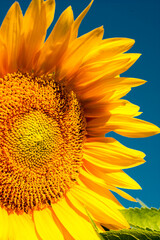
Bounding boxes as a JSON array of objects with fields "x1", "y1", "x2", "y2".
[
  {"x1": 100, "y1": 229, "x2": 160, "y2": 240},
  {"x1": 86, "y1": 206, "x2": 160, "y2": 239},
  {"x1": 120, "y1": 208, "x2": 160, "y2": 231}
]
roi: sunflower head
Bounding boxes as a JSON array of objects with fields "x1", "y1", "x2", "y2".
[
  {"x1": 0, "y1": 0, "x2": 159, "y2": 239},
  {"x1": 0, "y1": 71, "x2": 86, "y2": 213}
]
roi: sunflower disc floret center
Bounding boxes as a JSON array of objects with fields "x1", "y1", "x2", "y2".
[
  {"x1": 0, "y1": 72, "x2": 86, "y2": 213},
  {"x1": 9, "y1": 111, "x2": 60, "y2": 169}
]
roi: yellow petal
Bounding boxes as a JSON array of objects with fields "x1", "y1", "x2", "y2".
[
  {"x1": 66, "y1": 191, "x2": 94, "y2": 219},
  {"x1": 73, "y1": 54, "x2": 141, "y2": 89},
  {"x1": 87, "y1": 116, "x2": 109, "y2": 129},
  {"x1": 83, "y1": 100, "x2": 141, "y2": 118},
  {"x1": 105, "y1": 170, "x2": 142, "y2": 189},
  {"x1": 0, "y1": 37, "x2": 8, "y2": 77},
  {"x1": 84, "y1": 161, "x2": 141, "y2": 189},
  {"x1": 84, "y1": 38, "x2": 135, "y2": 64},
  {"x1": 50, "y1": 208, "x2": 75, "y2": 240},
  {"x1": 110, "y1": 101, "x2": 141, "y2": 117},
  {"x1": 83, "y1": 137, "x2": 145, "y2": 169},
  {"x1": 70, "y1": 184, "x2": 130, "y2": 230},
  {"x1": 109, "y1": 88, "x2": 132, "y2": 101},
  {"x1": 8, "y1": 212, "x2": 38, "y2": 240},
  {"x1": 44, "y1": 0, "x2": 55, "y2": 29},
  {"x1": 33, "y1": 208, "x2": 64, "y2": 240},
  {"x1": 79, "y1": 169, "x2": 124, "y2": 207},
  {"x1": 0, "y1": 207, "x2": 9, "y2": 239},
  {"x1": 71, "y1": 0, "x2": 94, "y2": 40},
  {"x1": 110, "y1": 187, "x2": 137, "y2": 202},
  {"x1": 86, "y1": 53, "x2": 139, "y2": 80},
  {"x1": 106, "y1": 115, "x2": 160, "y2": 137},
  {"x1": 87, "y1": 122, "x2": 108, "y2": 137},
  {"x1": 66, "y1": 192, "x2": 103, "y2": 234},
  {"x1": 0, "y1": 2, "x2": 23, "y2": 72},
  {"x1": 75, "y1": 77, "x2": 146, "y2": 98},
  {"x1": 47, "y1": 6, "x2": 74, "y2": 43},
  {"x1": 83, "y1": 102, "x2": 110, "y2": 117},
  {"x1": 35, "y1": 6, "x2": 74, "y2": 74},
  {"x1": 52, "y1": 198, "x2": 99, "y2": 240},
  {"x1": 80, "y1": 169, "x2": 136, "y2": 202},
  {"x1": 59, "y1": 27, "x2": 104, "y2": 80},
  {"x1": 18, "y1": 0, "x2": 47, "y2": 71}
]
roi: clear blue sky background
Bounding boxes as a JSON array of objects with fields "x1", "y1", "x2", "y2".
[{"x1": 1, "y1": 0, "x2": 160, "y2": 209}]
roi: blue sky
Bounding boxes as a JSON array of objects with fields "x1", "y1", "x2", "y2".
[{"x1": 1, "y1": 0, "x2": 160, "y2": 209}]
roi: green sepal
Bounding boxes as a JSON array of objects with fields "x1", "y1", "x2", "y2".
[{"x1": 85, "y1": 208, "x2": 105, "y2": 240}]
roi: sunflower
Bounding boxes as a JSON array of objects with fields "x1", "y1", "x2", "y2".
[{"x1": 0, "y1": 0, "x2": 159, "y2": 239}]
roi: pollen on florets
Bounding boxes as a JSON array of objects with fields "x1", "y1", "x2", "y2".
[{"x1": 0, "y1": 71, "x2": 86, "y2": 213}]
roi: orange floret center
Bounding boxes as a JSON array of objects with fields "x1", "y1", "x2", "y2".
[{"x1": 0, "y1": 72, "x2": 86, "y2": 213}]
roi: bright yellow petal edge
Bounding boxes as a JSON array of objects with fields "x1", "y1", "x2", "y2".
[{"x1": 0, "y1": 0, "x2": 159, "y2": 239}]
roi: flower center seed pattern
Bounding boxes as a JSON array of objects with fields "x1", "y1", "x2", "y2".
[{"x1": 0, "y1": 72, "x2": 86, "y2": 213}]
